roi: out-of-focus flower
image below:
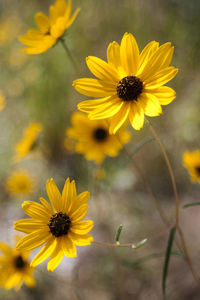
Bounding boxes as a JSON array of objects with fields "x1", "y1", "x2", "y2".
[
  {"x1": 0, "y1": 16, "x2": 22, "y2": 46},
  {"x1": 0, "y1": 236, "x2": 35, "y2": 290},
  {"x1": 65, "y1": 112, "x2": 131, "y2": 164},
  {"x1": 5, "y1": 169, "x2": 36, "y2": 197},
  {"x1": 74, "y1": 32, "x2": 178, "y2": 134},
  {"x1": 183, "y1": 150, "x2": 200, "y2": 183},
  {"x1": 14, "y1": 178, "x2": 93, "y2": 271},
  {"x1": 19, "y1": 0, "x2": 80, "y2": 54},
  {"x1": 14, "y1": 123, "x2": 43, "y2": 162},
  {"x1": 0, "y1": 91, "x2": 5, "y2": 111}
]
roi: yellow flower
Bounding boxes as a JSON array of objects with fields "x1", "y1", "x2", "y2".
[
  {"x1": 0, "y1": 91, "x2": 5, "y2": 111},
  {"x1": 19, "y1": 0, "x2": 80, "y2": 55},
  {"x1": 14, "y1": 178, "x2": 93, "y2": 272},
  {"x1": 6, "y1": 169, "x2": 35, "y2": 197},
  {"x1": 65, "y1": 112, "x2": 130, "y2": 164},
  {"x1": 183, "y1": 150, "x2": 200, "y2": 183},
  {"x1": 74, "y1": 32, "x2": 178, "y2": 134},
  {"x1": 14, "y1": 123, "x2": 43, "y2": 162},
  {"x1": 0, "y1": 237, "x2": 35, "y2": 290}
]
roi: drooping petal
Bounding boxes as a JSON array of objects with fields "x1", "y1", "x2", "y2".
[
  {"x1": 46, "y1": 178, "x2": 62, "y2": 212},
  {"x1": 31, "y1": 237, "x2": 57, "y2": 267},
  {"x1": 109, "y1": 103, "x2": 130, "y2": 134},
  {"x1": 47, "y1": 239, "x2": 64, "y2": 271},
  {"x1": 73, "y1": 78, "x2": 116, "y2": 97},
  {"x1": 62, "y1": 236, "x2": 77, "y2": 257},
  {"x1": 129, "y1": 102, "x2": 145, "y2": 130},
  {"x1": 86, "y1": 56, "x2": 120, "y2": 83},
  {"x1": 120, "y1": 32, "x2": 139, "y2": 75},
  {"x1": 139, "y1": 93, "x2": 162, "y2": 116}
]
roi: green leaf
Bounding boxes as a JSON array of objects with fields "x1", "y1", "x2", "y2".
[
  {"x1": 162, "y1": 227, "x2": 176, "y2": 296},
  {"x1": 182, "y1": 202, "x2": 200, "y2": 209},
  {"x1": 115, "y1": 224, "x2": 123, "y2": 245},
  {"x1": 132, "y1": 238, "x2": 148, "y2": 249}
]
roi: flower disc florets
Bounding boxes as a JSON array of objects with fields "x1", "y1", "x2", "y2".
[
  {"x1": 117, "y1": 76, "x2": 143, "y2": 101},
  {"x1": 196, "y1": 166, "x2": 200, "y2": 175},
  {"x1": 93, "y1": 128, "x2": 108, "y2": 142},
  {"x1": 14, "y1": 255, "x2": 26, "y2": 269},
  {"x1": 49, "y1": 212, "x2": 71, "y2": 237}
]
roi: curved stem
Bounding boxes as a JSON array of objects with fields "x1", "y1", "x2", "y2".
[
  {"x1": 148, "y1": 122, "x2": 200, "y2": 286},
  {"x1": 60, "y1": 38, "x2": 79, "y2": 73}
]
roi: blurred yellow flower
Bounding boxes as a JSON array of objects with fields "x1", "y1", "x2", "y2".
[
  {"x1": 14, "y1": 178, "x2": 93, "y2": 272},
  {"x1": 0, "y1": 237, "x2": 35, "y2": 290},
  {"x1": 6, "y1": 169, "x2": 35, "y2": 197},
  {"x1": 19, "y1": 0, "x2": 80, "y2": 54},
  {"x1": 0, "y1": 91, "x2": 5, "y2": 111},
  {"x1": 65, "y1": 112, "x2": 131, "y2": 164},
  {"x1": 14, "y1": 123, "x2": 43, "y2": 162},
  {"x1": 183, "y1": 150, "x2": 200, "y2": 183},
  {"x1": 74, "y1": 32, "x2": 178, "y2": 134}
]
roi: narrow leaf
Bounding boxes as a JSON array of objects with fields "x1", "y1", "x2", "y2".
[
  {"x1": 115, "y1": 224, "x2": 123, "y2": 245},
  {"x1": 182, "y1": 202, "x2": 200, "y2": 209},
  {"x1": 162, "y1": 227, "x2": 176, "y2": 296},
  {"x1": 132, "y1": 238, "x2": 148, "y2": 249}
]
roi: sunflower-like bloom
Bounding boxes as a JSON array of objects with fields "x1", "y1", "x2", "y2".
[
  {"x1": 65, "y1": 112, "x2": 130, "y2": 164},
  {"x1": 14, "y1": 178, "x2": 93, "y2": 272},
  {"x1": 19, "y1": 0, "x2": 80, "y2": 55},
  {"x1": 183, "y1": 150, "x2": 200, "y2": 183},
  {"x1": 6, "y1": 169, "x2": 35, "y2": 197},
  {"x1": 14, "y1": 123, "x2": 43, "y2": 162},
  {"x1": 74, "y1": 33, "x2": 178, "y2": 134},
  {"x1": 0, "y1": 237, "x2": 35, "y2": 290}
]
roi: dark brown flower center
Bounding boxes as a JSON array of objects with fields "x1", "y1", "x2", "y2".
[
  {"x1": 196, "y1": 166, "x2": 200, "y2": 175},
  {"x1": 49, "y1": 212, "x2": 71, "y2": 237},
  {"x1": 14, "y1": 255, "x2": 26, "y2": 269},
  {"x1": 93, "y1": 128, "x2": 108, "y2": 142},
  {"x1": 117, "y1": 76, "x2": 143, "y2": 101}
]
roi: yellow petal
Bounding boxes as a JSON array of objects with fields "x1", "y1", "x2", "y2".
[
  {"x1": 47, "y1": 239, "x2": 64, "y2": 271},
  {"x1": 65, "y1": 7, "x2": 80, "y2": 29},
  {"x1": 86, "y1": 56, "x2": 120, "y2": 83},
  {"x1": 138, "y1": 41, "x2": 159, "y2": 74},
  {"x1": 139, "y1": 93, "x2": 162, "y2": 116},
  {"x1": 71, "y1": 191, "x2": 90, "y2": 212},
  {"x1": 22, "y1": 201, "x2": 51, "y2": 220},
  {"x1": 107, "y1": 41, "x2": 121, "y2": 70},
  {"x1": 89, "y1": 96, "x2": 123, "y2": 120},
  {"x1": 31, "y1": 237, "x2": 57, "y2": 267},
  {"x1": 35, "y1": 12, "x2": 50, "y2": 34},
  {"x1": 0, "y1": 243, "x2": 12, "y2": 255},
  {"x1": 109, "y1": 103, "x2": 130, "y2": 134},
  {"x1": 129, "y1": 102, "x2": 145, "y2": 130},
  {"x1": 16, "y1": 230, "x2": 51, "y2": 251},
  {"x1": 120, "y1": 32, "x2": 139, "y2": 75},
  {"x1": 145, "y1": 86, "x2": 176, "y2": 105},
  {"x1": 73, "y1": 78, "x2": 116, "y2": 97},
  {"x1": 77, "y1": 96, "x2": 112, "y2": 114},
  {"x1": 71, "y1": 220, "x2": 93, "y2": 235},
  {"x1": 144, "y1": 67, "x2": 178, "y2": 89},
  {"x1": 69, "y1": 232, "x2": 93, "y2": 246},
  {"x1": 62, "y1": 236, "x2": 77, "y2": 257},
  {"x1": 46, "y1": 178, "x2": 62, "y2": 212},
  {"x1": 70, "y1": 204, "x2": 88, "y2": 222},
  {"x1": 40, "y1": 197, "x2": 53, "y2": 215},
  {"x1": 14, "y1": 219, "x2": 48, "y2": 234}
]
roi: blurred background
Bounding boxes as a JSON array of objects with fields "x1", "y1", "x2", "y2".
[{"x1": 0, "y1": 0, "x2": 200, "y2": 299}]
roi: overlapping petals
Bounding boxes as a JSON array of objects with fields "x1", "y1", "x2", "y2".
[{"x1": 74, "y1": 32, "x2": 178, "y2": 133}]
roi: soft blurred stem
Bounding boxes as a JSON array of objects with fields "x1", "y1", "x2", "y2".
[
  {"x1": 60, "y1": 38, "x2": 79, "y2": 73},
  {"x1": 148, "y1": 122, "x2": 200, "y2": 287}
]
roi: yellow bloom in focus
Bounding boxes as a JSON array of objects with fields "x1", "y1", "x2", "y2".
[
  {"x1": 65, "y1": 112, "x2": 130, "y2": 164},
  {"x1": 14, "y1": 123, "x2": 43, "y2": 162},
  {"x1": 19, "y1": 0, "x2": 80, "y2": 54},
  {"x1": 0, "y1": 91, "x2": 5, "y2": 111},
  {"x1": 74, "y1": 33, "x2": 178, "y2": 134},
  {"x1": 0, "y1": 237, "x2": 35, "y2": 290},
  {"x1": 183, "y1": 150, "x2": 200, "y2": 183},
  {"x1": 14, "y1": 178, "x2": 93, "y2": 272},
  {"x1": 6, "y1": 170, "x2": 35, "y2": 197}
]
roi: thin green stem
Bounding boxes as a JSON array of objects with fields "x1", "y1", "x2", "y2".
[{"x1": 60, "y1": 38, "x2": 79, "y2": 73}]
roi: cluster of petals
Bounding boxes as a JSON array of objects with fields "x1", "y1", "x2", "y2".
[
  {"x1": 19, "y1": 0, "x2": 80, "y2": 54},
  {"x1": 74, "y1": 33, "x2": 178, "y2": 134}
]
